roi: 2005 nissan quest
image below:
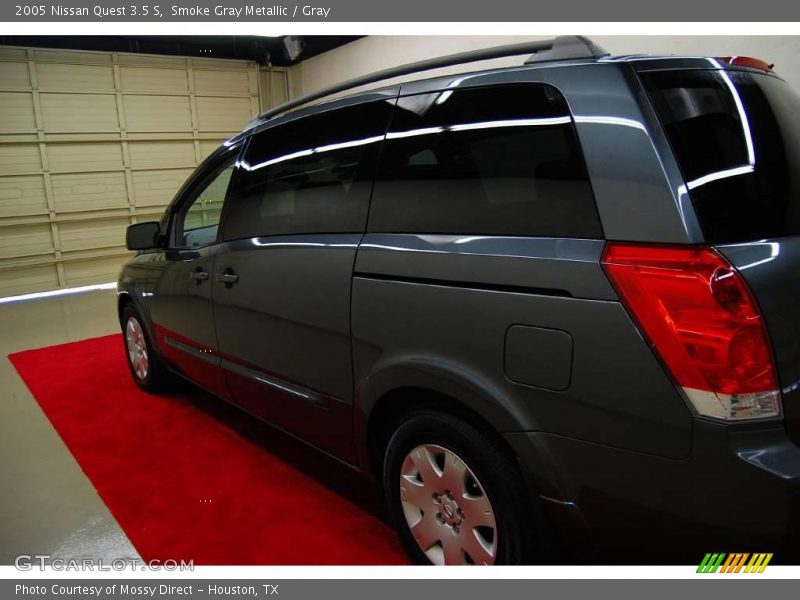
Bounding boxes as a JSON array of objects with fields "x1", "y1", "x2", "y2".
[{"x1": 118, "y1": 37, "x2": 800, "y2": 565}]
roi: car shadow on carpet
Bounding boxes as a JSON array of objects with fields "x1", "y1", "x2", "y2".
[{"x1": 166, "y1": 376, "x2": 391, "y2": 525}]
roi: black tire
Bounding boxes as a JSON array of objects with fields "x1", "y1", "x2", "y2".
[
  {"x1": 383, "y1": 409, "x2": 540, "y2": 565},
  {"x1": 120, "y1": 303, "x2": 171, "y2": 393}
]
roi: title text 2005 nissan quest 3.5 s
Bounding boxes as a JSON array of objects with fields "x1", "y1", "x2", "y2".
[{"x1": 118, "y1": 37, "x2": 800, "y2": 565}]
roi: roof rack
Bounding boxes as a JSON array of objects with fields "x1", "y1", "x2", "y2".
[
  {"x1": 523, "y1": 36, "x2": 609, "y2": 65},
  {"x1": 256, "y1": 36, "x2": 609, "y2": 122}
]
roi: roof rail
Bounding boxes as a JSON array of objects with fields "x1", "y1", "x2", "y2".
[
  {"x1": 524, "y1": 35, "x2": 609, "y2": 64},
  {"x1": 256, "y1": 36, "x2": 609, "y2": 122}
]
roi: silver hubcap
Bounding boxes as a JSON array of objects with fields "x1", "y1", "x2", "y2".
[
  {"x1": 400, "y1": 444, "x2": 497, "y2": 565},
  {"x1": 125, "y1": 317, "x2": 149, "y2": 381}
]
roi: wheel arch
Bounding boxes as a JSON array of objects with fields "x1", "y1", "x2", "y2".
[
  {"x1": 354, "y1": 358, "x2": 535, "y2": 481},
  {"x1": 364, "y1": 387, "x2": 518, "y2": 481},
  {"x1": 117, "y1": 290, "x2": 134, "y2": 322},
  {"x1": 117, "y1": 289, "x2": 163, "y2": 357}
]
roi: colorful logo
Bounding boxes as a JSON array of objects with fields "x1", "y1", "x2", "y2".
[{"x1": 697, "y1": 553, "x2": 773, "y2": 573}]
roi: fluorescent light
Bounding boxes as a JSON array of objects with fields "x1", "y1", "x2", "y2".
[{"x1": 0, "y1": 282, "x2": 117, "y2": 305}]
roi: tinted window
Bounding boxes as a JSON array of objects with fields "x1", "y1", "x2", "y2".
[
  {"x1": 642, "y1": 69, "x2": 800, "y2": 243},
  {"x1": 368, "y1": 84, "x2": 601, "y2": 238},
  {"x1": 174, "y1": 158, "x2": 235, "y2": 248},
  {"x1": 223, "y1": 100, "x2": 392, "y2": 240}
]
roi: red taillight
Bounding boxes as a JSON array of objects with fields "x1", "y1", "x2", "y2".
[
  {"x1": 719, "y1": 55, "x2": 775, "y2": 72},
  {"x1": 601, "y1": 243, "x2": 781, "y2": 421}
]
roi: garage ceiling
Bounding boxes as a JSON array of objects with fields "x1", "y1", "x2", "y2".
[{"x1": 0, "y1": 45, "x2": 290, "y2": 296}]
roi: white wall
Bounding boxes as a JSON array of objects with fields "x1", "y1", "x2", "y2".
[{"x1": 293, "y1": 36, "x2": 800, "y2": 97}]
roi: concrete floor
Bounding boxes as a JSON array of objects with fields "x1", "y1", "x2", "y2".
[{"x1": 0, "y1": 289, "x2": 140, "y2": 564}]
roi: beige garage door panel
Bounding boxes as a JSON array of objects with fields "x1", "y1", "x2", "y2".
[
  {"x1": 59, "y1": 218, "x2": 130, "y2": 252},
  {"x1": 0, "y1": 46, "x2": 290, "y2": 297},
  {"x1": 131, "y1": 168, "x2": 196, "y2": 206},
  {"x1": 0, "y1": 223, "x2": 53, "y2": 259},
  {"x1": 117, "y1": 53, "x2": 184, "y2": 68},
  {"x1": 48, "y1": 143, "x2": 124, "y2": 173},
  {"x1": 37, "y1": 63, "x2": 115, "y2": 91},
  {"x1": 0, "y1": 175, "x2": 47, "y2": 218},
  {"x1": 127, "y1": 141, "x2": 196, "y2": 170},
  {"x1": 0, "y1": 264, "x2": 58, "y2": 296},
  {"x1": 51, "y1": 172, "x2": 129, "y2": 213},
  {"x1": 196, "y1": 96, "x2": 253, "y2": 131},
  {"x1": 199, "y1": 140, "x2": 225, "y2": 161},
  {"x1": 120, "y1": 66, "x2": 189, "y2": 93},
  {"x1": 33, "y1": 49, "x2": 111, "y2": 65},
  {"x1": 63, "y1": 255, "x2": 128, "y2": 287},
  {"x1": 194, "y1": 69, "x2": 251, "y2": 95},
  {"x1": 0, "y1": 93, "x2": 36, "y2": 132},
  {"x1": 0, "y1": 144, "x2": 41, "y2": 175},
  {"x1": 0, "y1": 62, "x2": 30, "y2": 87},
  {"x1": 124, "y1": 95, "x2": 193, "y2": 132},
  {"x1": 40, "y1": 93, "x2": 119, "y2": 133}
]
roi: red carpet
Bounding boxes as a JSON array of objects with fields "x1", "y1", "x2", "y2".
[{"x1": 9, "y1": 334, "x2": 408, "y2": 565}]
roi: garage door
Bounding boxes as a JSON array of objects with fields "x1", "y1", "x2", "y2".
[{"x1": 0, "y1": 46, "x2": 289, "y2": 297}]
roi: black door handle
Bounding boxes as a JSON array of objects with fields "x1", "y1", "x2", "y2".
[
  {"x1": 216, "y1": 270, "x2": 239, "y2": 287},
  {"x1": 190, "y1": 269, "x2": 209, "y2": 283}
]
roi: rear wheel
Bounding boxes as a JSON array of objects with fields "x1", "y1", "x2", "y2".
[
  {"x1": 383, "y1": 409, "x2": 539, "y2": 565},
  {"x1": 121, "y1": 304, "x2": 171, "y2": 393}
]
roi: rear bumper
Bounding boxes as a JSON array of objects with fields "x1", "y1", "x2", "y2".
[{"x1": 505, "y1": 420, "x2": 800, "y2": 563}]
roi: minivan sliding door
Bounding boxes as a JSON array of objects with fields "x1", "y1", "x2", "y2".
[{"x1": 211, "y1": 97, "x2": 393, "y2": 463}]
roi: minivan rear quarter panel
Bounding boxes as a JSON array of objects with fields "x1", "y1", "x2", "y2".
[
  {"x1": 352, "y1": 236, "x2": 693, "y2": 460},
  {"x1": 352, "y1": 68, "x2": 694, "y2": 462}
]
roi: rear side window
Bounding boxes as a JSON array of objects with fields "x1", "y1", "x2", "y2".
[
  {"x1": 642, "y1": 69, "x2": 800, "y2": 243},
  {"x1": 222, "y1": 99, "x2": 392, "y2": 240},
  {"x1": 368, "y1": 84, "x2": 601, "y2": 238}
]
